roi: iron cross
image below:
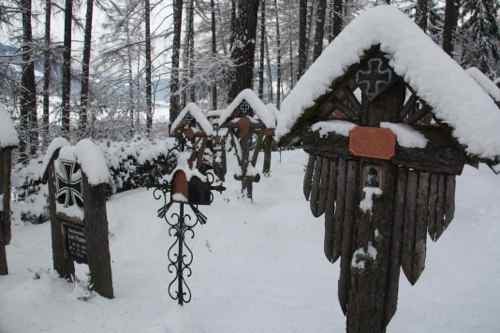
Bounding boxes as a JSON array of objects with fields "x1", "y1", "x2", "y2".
[
  {"x1": 55, "y1": 159, "x2": 84, "y2": 208},
  {"x1": 356, "y1": 57, "x2": 394, "y2": 101}
]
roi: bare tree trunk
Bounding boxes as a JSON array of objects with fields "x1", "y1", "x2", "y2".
[
  {"x1": 79, "y1": 0, "x2": 94, "y2": 137},
  {"x1": 228, "y1": 0, "x2": 260, "y2": 100},
  {"x1": 298, "y1": 0, "x2": 307, "y2": 79},
  {"x1": 181, "y1": 0, "x2": 194, "y2": 106},
  {"x1": 274, "y1": 0, "x2": 281, "y2": 109},
  {"x1": 20, "y1": 0, "x2": 38, "y2": 157},
  {"x1": 61, "y1": 0, "x2": 73, "y2": 136},
  {"x1": 125, "y1": 17, "x2": 134, "y2": 131},
  {"x1": 187, "y1": 0, "x2": 195, "y2": 102},
  {"x1": 265, "y1": 33, "x2": 273, "y2": 103},
  {"x1": 442, "y1": 0, "x2": 459, "y2": 56},
  {"x1": 415, "y1": 0, "x2": 429, "y2": 31},
  {"x1": 258, "y1": 0, "x2": 266, "y2": 99},
  {"x1": 145, "y1": 0, "x2": 153, "y2": 135},
  {"x1": 169, "y1": 0, "x2": 183, "y2": 125},
  {"x1": 332, "y1": 0, "x2": 343, "y2": 40},
  {"x1": 210, "y1": 0, "x2": 218, "y2": 110},
  {"x1": 313, "y1": 0, "x2": 327, "y2": 61},
  {"x1": 42, "y1": 0, "x2": 51, "y2": 150},
  {"x1": 305, "y1": 0, "x2": 314, "y2": 65}
]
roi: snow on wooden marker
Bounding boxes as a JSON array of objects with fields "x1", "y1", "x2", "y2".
[
  {"x1": 0, "y1": 107, "x2": 19, "y2": 148},
  {"x1": 351, "y1": 242, "x2": 378, "y2": 270},
  {"x1": 311, "y1": 120, "x2": 357, "y2": 137},
  {"x1": 466, "y1": 67, "x2": 500, "y2": 103},
  {"x1": 277, "y1": 5, "x2": 500, "y2": 159},
  {"x1": 218, "y1": 89, "x2": 276, "y2": 128},
  {"x1": 171, "y1": 103, "x2": 214, "y2": 136},
  {"x1": 75, "y1": 139, "x2": 111, "y2": 186},
  {"x1": 359, "y1": 186, "x2": 383, "y2": 214},
  {"x1": 380, "y1": 122, "x2": 428, "y2": 148}
]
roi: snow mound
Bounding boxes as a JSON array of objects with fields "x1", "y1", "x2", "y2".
[
  {"x1": 311, "y1": 120, "x2": 356, "y2": 137},
  {"x1": 218, "y1": 89, "x2": 276, "y2": 128},
  {"x1": 276, "y1": 5, "x2": 500, "y2": 159},
  {"x1": 381, "y1": 122, "x2": 428, "y2": 148},
  {"x1": 75, "y1": 139, "x2": 111, "y2": 186},
  {"x1": 171, "y1": 103, "x2": 214, "y2": 136},
  {"x1": 0, "y1": 107, "x2": 19, "y2": 148}
]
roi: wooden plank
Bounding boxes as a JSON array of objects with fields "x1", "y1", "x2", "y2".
[
  {"x1": 318, "y1": 157, "x2": 330, "y2": 216},
  {"x1": 431, "y1": 175, "x2": 447, "y2": 241},
  {"x1": 384, "y1": 167, "x2": 407, "y2": 325},
  {"x1": 427, "y1": 173, "x2": 439, "y2": 241},
  {"x1": 310, "y1": 156, "x2": 323, "y2": 217},
  {"x1": 303, "y1": 154, "x2": 316, "y2": 201},
  {"x1": 338, "y1": 160, "x2": 358, "y2": 314},
  {"x1": 411, "y1": 171, "x2": 430, "y2": 284},
  {"x1": 401, "y1": 170, "x2": 418, "y2": 284},
  {"x1": 442, "y1": 175, "x2": 456, "y2": 233},
  {"x1": 333, "y1": 158, "x2": 347, "y2": 260},
  {"x1": 324, "y1": 158, "x2": 338, "y2": 263}
]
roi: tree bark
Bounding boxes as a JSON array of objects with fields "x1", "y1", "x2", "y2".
[
  {"x1": 274, "y1": 0, "x2": 281, "y2": 109},
  {"x1": 313, "y1": 0, "x2": 327, "y2": 61},
  {"x1": 169, "y1": 0, "x2": 183, "y2": 125},
  {"x1": 20, "y1": 0, "x2": 38, "y2": 157},
  {"x1": 79, "y1": 0, "x2": 94, "y2": 136},
  {"x1": 145, "y1": 0, "x2": 153, "y2": 135},
  {"x1": 332, "y1": 0, "x2": 343, "y2": 40},
  {"x1": 258, "y1": 0, "x2": 266, "y2": 99},
  {"x1": 298, "y1": 0, "x2": 307, "y2": 79},
  {"x1": 42, "y1": 0, "x2": 51, "y2": 150},
  {"x1": 442, "y1": 0, "x2": 459, "y2": 56},
  {"x1": 415, "y1": 0, "x2": 429, "y2": 31},
  {"x1": 61, "y1": 0, "x2": 73, "y2": 135},
  {"x1": 228, "y1": 0, "x2": 260, "y2": 100},
  {"x1": 210, "y1": 0, "x2": 218, "y2": 110},
  {"x1": 187, "y1": 0, "x2": 195, "y2": 102}
]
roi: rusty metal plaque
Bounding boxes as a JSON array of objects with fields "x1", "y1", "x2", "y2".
[{"x1": 349, "y1": 127, "x2": 396, "y2": 160}]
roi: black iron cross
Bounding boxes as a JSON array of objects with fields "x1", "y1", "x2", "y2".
[
  {"x1": 55, "y1": 159, "x2": 84, "y2": 208},
  {"x1": 236, "y1": 100, "x2": 254, "y2": 118},
  {"x1": 356, "y1": 57, "x2": 394, "y2": 101}
]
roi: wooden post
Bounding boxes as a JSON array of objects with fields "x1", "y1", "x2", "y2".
[
  {"x1": 83, "y1": 175, "x2": 114, "y2": 298},
  {"x1": 0, "y1": 149, "x2": 13, "y2": 275}
]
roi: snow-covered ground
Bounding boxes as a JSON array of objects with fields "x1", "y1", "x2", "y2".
[{"x1": 1, "y1": 150, "x2": 500, "y2": 333}]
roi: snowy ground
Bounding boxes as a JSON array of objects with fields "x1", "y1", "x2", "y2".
[{"x1": 1, "y1": 150, "x2": 500, "y2": 333}]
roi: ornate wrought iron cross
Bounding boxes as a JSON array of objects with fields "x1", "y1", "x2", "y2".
[
  {"x1": 356, "y1": 57, "x2": 394, "y2": 101},
  {"x1": 55, "y1": 159, "x2": 84, "y2": 208}
]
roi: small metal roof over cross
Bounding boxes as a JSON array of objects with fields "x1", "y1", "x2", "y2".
[
  {"x1": 356, "y1": 57, "x2": 394, "y2": 101},
  {"x1": 55, "y1": 159, "x2": 84, "y2": 208}
]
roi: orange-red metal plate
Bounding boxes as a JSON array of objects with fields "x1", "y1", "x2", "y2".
[
  {"x1": 172, "y1": 170, "x2": 189, "y2": 199},
  {"x1": 349, "y1": 126, "x2": 396, "y2": 160}
]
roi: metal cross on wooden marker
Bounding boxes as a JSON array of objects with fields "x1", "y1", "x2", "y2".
[
  {"x1": 55, "y1": 160, "x2": 84, "y2": 208},
  {"x1": 356, "y1": 57, "x2": 394, "y2": 101}
]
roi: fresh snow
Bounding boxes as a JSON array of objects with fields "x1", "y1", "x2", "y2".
[
  {"x1": 0, "y1": 107, "x2": 19, "y2": 148},
  {"x1": 466, "y1": 67, "x2": 500, "y2": 103},
  {"x1": 351, "y1": 242, "x2": 378, "y2": 270},
  {"x1": 359, "y1": 186, "x2": 383, "y2": 213},
  {"x1": 310, "y1": 120, "x2": 357, "y2": 137},
  {"x1": 218, "y1": 89, "x2": 276, "y2": 129},
  {"x1": 2, "y1": 150, "x2": 500, "y2": 333},
  {"x1": 41, "y1": 137, "x2": 71, "y2": 178},
  {"x1": 74, "y1": 139, "x2": 111, "y2": 186},
  {"x1": 381, "y1": 122, "x2": 428, "y2": 148},
  {"x1": 171, "y1": 103, "x2": 215, "y2": 136},
  {"x1": 276, "y1": 5, "x2": 500, "y2": 159}
]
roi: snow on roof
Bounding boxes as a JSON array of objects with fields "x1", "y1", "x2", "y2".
[
  {"x1": 266, "y1": 104, "x2": 279, "y2": 127},
  {"x1": 276, "y1": 5, "x2": 500, "y2": 159},
  {"x1": 42, "y1": 138, "x2": 110, "y2": 186},
  {"x1": 0, "y1": 108, "x2": 19, "y2": 148},
  {"x1": 218, "y1": 89, "x2": 276, "y2": 128},
  {"x1": 466, "y1": 67, "x2": 500, "y2": 103},
  {"x1": 171, "y1": 103, "x2": 214, "y2": 136}
]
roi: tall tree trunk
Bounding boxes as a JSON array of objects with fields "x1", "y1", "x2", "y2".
[
  {"x1": 442, "y1": 0, "x2": 459, "y2": 56},
  {"x1": 258, "y1": 0, "x2": 265, "y2": 99},
  {"x1": 20, "y1": 0, "x2": 38, "y2": 157},
  {"x1": 125, "y1": 17, "x2": 134, "y2": 131},
  {"x1": 42, "y1": 0, "x2": 51, "y2": 150},
  {"x1": 313, "y1": 0, "x2": 327, "y2": 61},
  {"x1": 274, "y1": 0, "x2": 281, "y2": 109},
  {"x1": 305, "y1": 0, "x2": 314, "y2": 65},
  {"x1": 169, "y1": 0, "x2": 183, "y2": 125},
  {"x1": 265, "y1": 33, "x2": 274, "y2": 103},
  {"x1": 228, "y1": 0, "x2": 260, "y2": 100},
  {"x1": 61, "y1": 0, "x2": 73, "y2": 135},
  {"x1": 210, "y1": 0, "x2": 218, "y2": 110},
  {"x1": 415, "y1": 0, "x2": 429, "y2": 31},
  {"x1": 332, "y1": 0, "x2": 343, "y2": 39},
  {"x1": 298, "y1": 0, "x2": 307, "y2": 79},
  {"x1": 187, "y1": 0, "x2": 195, "y2": 102},
  {"x1": 181, "y1": 0, "x2": 194, "y2": 106},
  {"x1": 145, "y1": 0, "x2": 153, "y2": 135},
  {"x1": 79, "y1": 0, "x2": 94, "y2": 137}
]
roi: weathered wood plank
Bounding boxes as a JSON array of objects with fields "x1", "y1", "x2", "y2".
[
  {"x1": 427, "y1": 173, "x2": 439, "y2": 241},
  {"x1": 401, "y1": 170, "x2": 418, "y2": 284},
  {"x1": 310, "y1": 156, "x2": 323, "y2": 217},
  {"x1": 338, "y1": 160, "x2": 358, "y2": 314},
  {"x1": 430, "y1": 175, "x2": 446, "y2": 241},
  {"x1": 303, "y1": 154, "x2": 316, "y2": 201},
  {"x1": 410, "y1": 171, "x2": 430, "y2": 284},
  {"x1": 442, "y1": 175, "x2": 456, "y2": 233},
  {"x1": 318, "y1": 157, "x2": 330, "y2": 216},
  {"x1": 333, "y1": 158, "x2": 347, "y2": 260},
  {"x1": 324, "y1": 158, "x2": 338, "y2": 263},
  {"x1": 384, "y1": 167, "x2": 407, "y2": 325}
]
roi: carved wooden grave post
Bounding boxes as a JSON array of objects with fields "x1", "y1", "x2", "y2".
[
  {"x1": 43, "y1": 138, "x2": 114, "y2": 298},
  {"x1": 279, "y1": 47, "x2": 477, "y2": 333}
]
